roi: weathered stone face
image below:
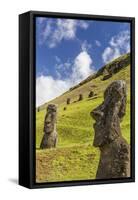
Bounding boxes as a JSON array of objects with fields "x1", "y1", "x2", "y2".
[
  {"x1": 90, "y1": 80, "x2": 130, "y2": 179},
  {"x1": 91, "y1": 80, "x2": 127, "y2": 147},
  {"x1": 43, "y1": 104, "x2": 57, "y2": 134},
  {"x1": 40, "y1": 104, "x2": 58, "y2": 149}
]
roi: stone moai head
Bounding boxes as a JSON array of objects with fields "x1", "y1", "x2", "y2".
[
  {"x1": 88, "y1": 91, "x2": 94, "y2": 98},
  {"x1": 78, "y1": 94, "x2": 83, "y2": 101},
  {"x1": 44, "y1": 104, "x2": 57, "y2": 134},
  {"x1": 90, "y1": 80, "x2": 127, "y2": 147},
  {"x1": 67, "y1": 98, "x2": 70, "y2": 105}
]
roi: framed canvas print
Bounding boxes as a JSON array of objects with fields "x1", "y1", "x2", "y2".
[{"x1": 19, "y1": 11, "x2": 135, "y2": 189}]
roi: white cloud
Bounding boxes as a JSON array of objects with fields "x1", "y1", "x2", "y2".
[
  {"x1": 81, "y1": 40, "x2": 92, "y2": 51},
  {"x1": 72, "y1": 51, "x2": 94, "y2": 84},
  {"x1": 48, "y1": 19, "x2": 77, "y2": 48},
  {"x1": 36, "y1": 50, "x2": 95, "y2": 106},
  {"x1": 64, "y1": 62, "x2": 71, "y2": 69},
  {"x1": 102, "y1": 47, "x2": 120, "y2": 64},
  {"x1": 78, "y1": 21, "x2": 89, "y2": 29},
  {"x1": 36, "y1": 75, "x2": 70, "y2": 106},
  {"x1": 42, "y1": 20, "x2": 52, "y2": 40},
  {"x1": 54, "y1": 57, "x2": 72, "y2": 78},
  {"x1": 55, "y1": 59, "x2": 71, "y2": 71},
  {"x1": 55, "y1": 56, "x2": 61, "y2": 63},
  {"x1": 57, "y1": 19, "x2": 77, "y2": 39},
  {"x1": 102, "y1": 30, "x2": 130, "y2": 64},
  {"x1": 95, "y1": 40, "x2": 101, "y2": 47},
  {"x1": 109, "y1": 30, "x2": 130, "y2": 53},
  {"x1": 38, "y1": 20, "x2": 52, "y2": 45},
  {"x1": 39, "y1": 18, "x2": 89, "y2": 48}
]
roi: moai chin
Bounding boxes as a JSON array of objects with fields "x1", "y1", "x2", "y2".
[
  {"x1": 90, "y1": 80, "x2": 130, "y2": 179},
  {"x1": 40, "y1": 104, "x2": 58, "y2": 149}
]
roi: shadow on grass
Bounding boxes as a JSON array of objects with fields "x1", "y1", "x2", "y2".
[{"x1": 87, "y1": 96, "x2": 98, "y2": 101}]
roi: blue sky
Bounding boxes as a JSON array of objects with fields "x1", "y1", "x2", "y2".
[{"x1": 36, "y1": 17, "x2": 130, "y2": 106}]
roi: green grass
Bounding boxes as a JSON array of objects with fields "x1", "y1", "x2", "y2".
[
  {"x1": 36, "y1": 145, "x2": 100, "y2": 182},
  {"x1": 36, "y1": 62, "x2": 131, "y2": 183}
]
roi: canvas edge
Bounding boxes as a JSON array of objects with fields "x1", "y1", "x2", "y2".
[{"x1": 19, "y1": 10, "x2": 135, "y2": 189}]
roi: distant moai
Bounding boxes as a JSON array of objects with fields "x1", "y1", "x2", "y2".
[
  {"x1": 102, "y1": 68, "x2": 112, "y2": 81},
  {"x1": 90, "y1": 80, "x2": 130, "y2": 179},
  {"x1": 63, "y1": 107, "x2": 67, "y2": 111},
  {"x1": 88, "y1": 91, "x2": 94, "y2": 98},
  {"x1": 78, "y1": 94, "x2": 83, "y2": 101},
  {"x1": 67, "y1": 98, "x2": 71, "y2": 105},
  {"x1": 40, "y1": 104, "x2": 58, "y2": 149},
  {"x1": 37, "y1": 107, "x2": 40, "y2": 112}
]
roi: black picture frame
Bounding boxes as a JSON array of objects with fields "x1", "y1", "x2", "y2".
[{"x1": 19, "y1": 10, "x2": 135, "y2": 189}]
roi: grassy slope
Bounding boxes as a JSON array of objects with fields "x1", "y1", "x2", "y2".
[{"x1": 36, "y1": 59, "x2": 130, "y2": 183}]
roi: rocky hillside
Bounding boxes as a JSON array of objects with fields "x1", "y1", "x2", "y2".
[{"x1": 39, "y1": 53, "x2": 130, "y2": 110}]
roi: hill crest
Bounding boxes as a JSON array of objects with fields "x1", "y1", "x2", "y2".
[{"x1": 39, "y1": 53, "x2": 130, "y2": 110}]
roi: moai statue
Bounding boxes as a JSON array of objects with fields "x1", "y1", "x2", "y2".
[
  {"x1": 88, "y1": 91, "x2": 94, "y2": 98},
  {"x1": 37, "y1": 107, "x2": 40, "y2": 112},
  {"x1": 78, "y1": 94, "x2": 83, "y2": 101},
  {"x1": 40, "y1": 104, "x2": 58, "y2": 149},
  {"x1": 90, "y1": 80, "x2": 130, "y2": 179},
  {"x1": 67, "y1": 98, "x2": 71, "y2": 105},
  {"x1": 102, "y1": 68, "x2": 112, "y2": 80},
  {"x1": 63, "y1": 107, "x2": 67, "y2": 111}
]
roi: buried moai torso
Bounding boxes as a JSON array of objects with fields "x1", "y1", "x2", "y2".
[
  {"x1": 40, "y1": 104, "x2": 58, "y2": 149},
  {"x1": 90, "y1": 80, "x2": 130, "y2": 179}
]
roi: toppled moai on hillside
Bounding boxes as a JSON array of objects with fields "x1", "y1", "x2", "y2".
[
  {"x1": 102, "y1": 68, "x2": 112, "y2": 81},
  {"x1": 90, "y1": 80, "x2": 130, "y2": 179},
  {"x1": 40, "y1": 104, "x2": 58, "y2": 149},
  {"x1": 101, "y1": 54, "x2": 130, "y2": 81},
  {"x1": 67, "y1": 98, "x2": 71, "y2": 105},
  {"x1": 88, "y1": 91, "x2": 94, "y2": 98},
  {"x1": 78, "y1": 94, "x2": 83, "y2": 101}
]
